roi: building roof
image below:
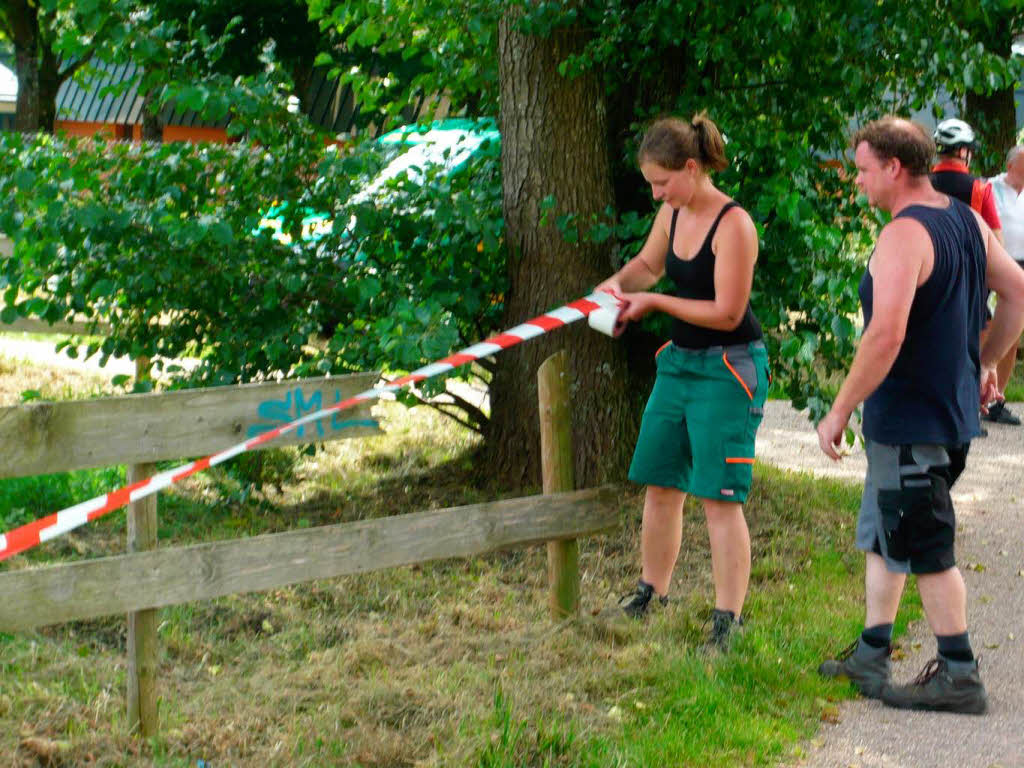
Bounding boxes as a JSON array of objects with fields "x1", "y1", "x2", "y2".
[
  {"x1": 55, "y1": 60, "x2": 221, "y2": 127},
  {"x1": 54, "y1": 59, "x2": 365, "y2": 133}
]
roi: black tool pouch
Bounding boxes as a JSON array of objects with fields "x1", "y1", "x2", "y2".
[{"x1": 877, "y1": 476, "x2": 934, "y2": 562}]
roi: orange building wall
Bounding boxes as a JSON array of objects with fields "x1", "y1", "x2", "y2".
[
  {"x1": 54, "y1": 121, "x2": 229, "y2": 144},
  {"x1": 162, "y1": 125, "x2": 229, "y2": 143},
  {"x1": 54, "y1": 120, "x2": 120, "y2": 138}
]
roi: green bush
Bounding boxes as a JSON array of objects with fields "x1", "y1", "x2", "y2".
[{"x1": 0, "y1": 124, "x2": 506, "y2": 430}]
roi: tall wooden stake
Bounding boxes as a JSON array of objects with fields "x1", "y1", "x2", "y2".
[
  {"x1": 127, "y1": 356, "x2": 158, "y2": 737},
  {"x1": 537, "y1": 350, "x2": 579, "y2": 618}
]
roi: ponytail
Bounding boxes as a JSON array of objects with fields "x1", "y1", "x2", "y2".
[
  {"x1": 691, "y1": 112, "x2": 728, "y2": 171},
  {"x1": 637, "y1": 112, "x2": 729, "y2": 172}
]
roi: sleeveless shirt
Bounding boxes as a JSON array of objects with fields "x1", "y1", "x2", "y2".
[
  {"x1": 664, "y1": 202, "x2": 762, "y2": 349},
  {"x1": 860, "y1": 199, "x2": 986, "y2": 444}
]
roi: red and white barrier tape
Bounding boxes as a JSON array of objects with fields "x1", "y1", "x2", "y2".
[{"x1": 0, "y1": 291, "x2": 625, "y2": 562}]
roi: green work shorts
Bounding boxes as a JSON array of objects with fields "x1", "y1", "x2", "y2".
[{"x1": 628, "y1": 341, "x2": 769, "y2": 502}]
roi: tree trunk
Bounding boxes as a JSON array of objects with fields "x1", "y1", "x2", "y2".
[
  {"x1": 291, "y1": 60, "x2": 315, "y2": 116},
  {"x1": 489, "y1": 7, "x2": 643, "y2": 489},
  {"x1": 965, "y1": 17, "x2": 1020, "y2": 176},
  {"x1": 967, "y1": 86, "x2": 1016, "y2": 177},
  {"x1": 8, "y1": 0, "x2": 59, "y2": 133},
  {"x1": 37, "y1": 46, "x2": 59, "y2": 133},
  {"x1": 8, "y1": 0, "x2": 39, "y2": 132},
  {"x1": 141, "y1": 87, "x2": 163, "y2": 142}
]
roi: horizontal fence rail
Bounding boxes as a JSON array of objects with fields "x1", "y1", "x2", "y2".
[
  {"x1": 0, "y1": 486, "x2": 619, "y2": 631},
  {"x1": 0, "y1": 372, "x2": 381, "y2": 478}
]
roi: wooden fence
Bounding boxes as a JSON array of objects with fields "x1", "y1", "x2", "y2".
[
  {"x1": 0, "y1": 348, "x2": 620, "y2": 740},
  {"x1": 0, "y1": 366, "x2": 381, "y2": 736},
  {"x1": 0, "y1": 371, "x2": 381, "y2": 478},
  {"x1": 0, "y1": 486, "x2": 616, "y2": 631}
]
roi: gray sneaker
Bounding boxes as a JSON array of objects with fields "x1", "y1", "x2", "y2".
[
  {"x1": 819, "y1": 637, "x2": 891, "y2": 699},
  {"x1": 881, "y1": 656, "x2": 988, "y2": 714}
]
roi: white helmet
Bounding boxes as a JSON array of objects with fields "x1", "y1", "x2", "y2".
[{"x1": 934, "y1": 118, "x2": 976, "y2": 153}]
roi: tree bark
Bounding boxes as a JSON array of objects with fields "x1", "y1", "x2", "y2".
[
  {"x1": 8, "y1": 0, "x2": 39, "y2": 132},
  {"x1": 967, "y1": 86, "x2": 1017, "y2": 177},
  {"x1": 141, "y1": 87, "x2": 163, "y2": 142},
  {"x1": 489, "y1": 7, "x2": 643, "y2": 489},
  {"x1": 965, "y1": 17, "x2": 1022, "y2": 176},
  {"x1": 7, "y1": 0, "x2": 61, "y2": 133}
]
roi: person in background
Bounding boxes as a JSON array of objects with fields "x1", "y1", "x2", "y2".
[
  {"x1": 930, "y1": 118, "x2": 1017, "y2": 427},
  {"x1": 986, "y1": 145, "x2": 1024, "y2": 424}
]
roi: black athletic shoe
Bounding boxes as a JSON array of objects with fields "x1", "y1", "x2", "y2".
[
  {"x1": 881, "y1": 656, "x2": 988, "y2": 714},
  {"x1": 699, "y1": 608, "x2": 744, "y2": 653},
  {"x1": 983, "y1": 400, "x2": 1021, "y2": 425},
  {"x1": 618, "y1": 580, "x2": 667, "y2": 619},
  {"x1": 819, "y1": 638, "x2": 891, "y2": 699}
]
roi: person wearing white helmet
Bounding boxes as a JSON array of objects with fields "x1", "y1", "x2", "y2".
[
  {"x1": 985, "y1": 146, "x2": 1024, "y2": 425},
  {"x1": 930, "y1": 118, "x2": 1017, "y2": 428},
  {"x1": 930, "y1": 118, "x2": 1002, "y2": 236}
]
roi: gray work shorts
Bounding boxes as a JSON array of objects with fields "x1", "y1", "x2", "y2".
[{"x1": 856, "y1": 440, "x2": 968, "y2": 574}]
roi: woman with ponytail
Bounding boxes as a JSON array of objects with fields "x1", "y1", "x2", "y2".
[{"x1": 598, "y1": 112, "x2": 769, "y2": 652}]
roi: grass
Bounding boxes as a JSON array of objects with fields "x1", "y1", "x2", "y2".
[
  {"x1": 0, "y1": 354, "x2": 922, "y2": 767},
  {"x1": 1002, "y1": 353, "x2": 1024, "y2": 401}
]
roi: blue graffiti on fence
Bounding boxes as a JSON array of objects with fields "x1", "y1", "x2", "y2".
[{"x1": 247, "y1": 387, "x2": 378, "y2": 440}]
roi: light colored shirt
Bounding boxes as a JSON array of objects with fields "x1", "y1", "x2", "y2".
[{"x1": 989, "y1": 172, "x2": 1024, "y2": 262}]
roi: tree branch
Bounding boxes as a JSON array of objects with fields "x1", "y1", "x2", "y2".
[
  {"x1": 474, "y1": 356, "x2": 496, "y2": 375},
  {"x1": 410, "y1": 392, "x2": 485, "y2": 434},
  {"x1": 719, "y1": 79, "x2": 791, "y2": 92},
  {"x1": 440, "y1": 386, "x2": 488, "y2": 426},
  {"x1": 58, "y1": 55, "x2": 93, "y2": 85}
]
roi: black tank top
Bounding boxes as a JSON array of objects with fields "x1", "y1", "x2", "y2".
[
  {"x1": 664, "y1": 202, "x2": 762, "y2": 348},
  {"x1": 860, "y1": 199, "x2": 986, "y2": 444}
]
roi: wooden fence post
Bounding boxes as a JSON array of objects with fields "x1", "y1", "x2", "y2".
[
  {"x1": 127, "y1": 357, "x2": 158, "y2": 737},
  {"x1": 537, "y1": 350, "x2": 579, "y2": 619}
]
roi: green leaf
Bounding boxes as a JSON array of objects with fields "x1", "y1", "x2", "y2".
[
  {"x1": 90, "y1": 279, "x2": 115, "y2": 299},
  {"x1": 209, "y1": 222, "x2": 235, "y2": 246},
  {"x1": 13, "y1": 169, "x2": 36, "y2": 190},
  {"x1": 780, "y1": 336, "x2": 802, "y2": 358}
]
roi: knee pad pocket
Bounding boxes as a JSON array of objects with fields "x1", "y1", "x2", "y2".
[{"x1": 877, "y1": 472, "x2": 955, "y2": 569}]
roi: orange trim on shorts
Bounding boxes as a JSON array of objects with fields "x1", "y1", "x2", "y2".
[
  {"x1": 722, "y1": 351, "x2": 754, "y2": 400},
  {"x1": 725, "y1": 457, "x2": 755, "y2": 464},
  {"x1": 655, "y1": 341, "x2": 671, "y2": 358}
]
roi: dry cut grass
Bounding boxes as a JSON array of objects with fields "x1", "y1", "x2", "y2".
[
  {"x1": 0, "y1": 349, "x2": 112, "y2": 406},
  {"x1": 1, "y1": 362, "x2": 866, "y2": 767}
]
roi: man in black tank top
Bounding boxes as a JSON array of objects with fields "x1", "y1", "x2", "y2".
[{"x1": 815, "y1": 118, "x2": 1024, "y2": 714}]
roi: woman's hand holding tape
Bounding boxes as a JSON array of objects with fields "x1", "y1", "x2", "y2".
[{"x1": 588, "y1": 288, "x2": 631, "y2": 338}]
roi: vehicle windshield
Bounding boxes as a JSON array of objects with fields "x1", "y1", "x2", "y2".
[{"x1": 257, "y1": 119, "x2": 499, "y2": 245}]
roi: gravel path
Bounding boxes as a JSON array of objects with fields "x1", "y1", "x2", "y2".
[{"x1": 758, "y1": 401, "x2": 1024, "y2": 768}]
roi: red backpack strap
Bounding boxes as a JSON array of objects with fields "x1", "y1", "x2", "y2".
[{"x1": 970, "y1": 178, "x2": 984, "y2": 213}]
